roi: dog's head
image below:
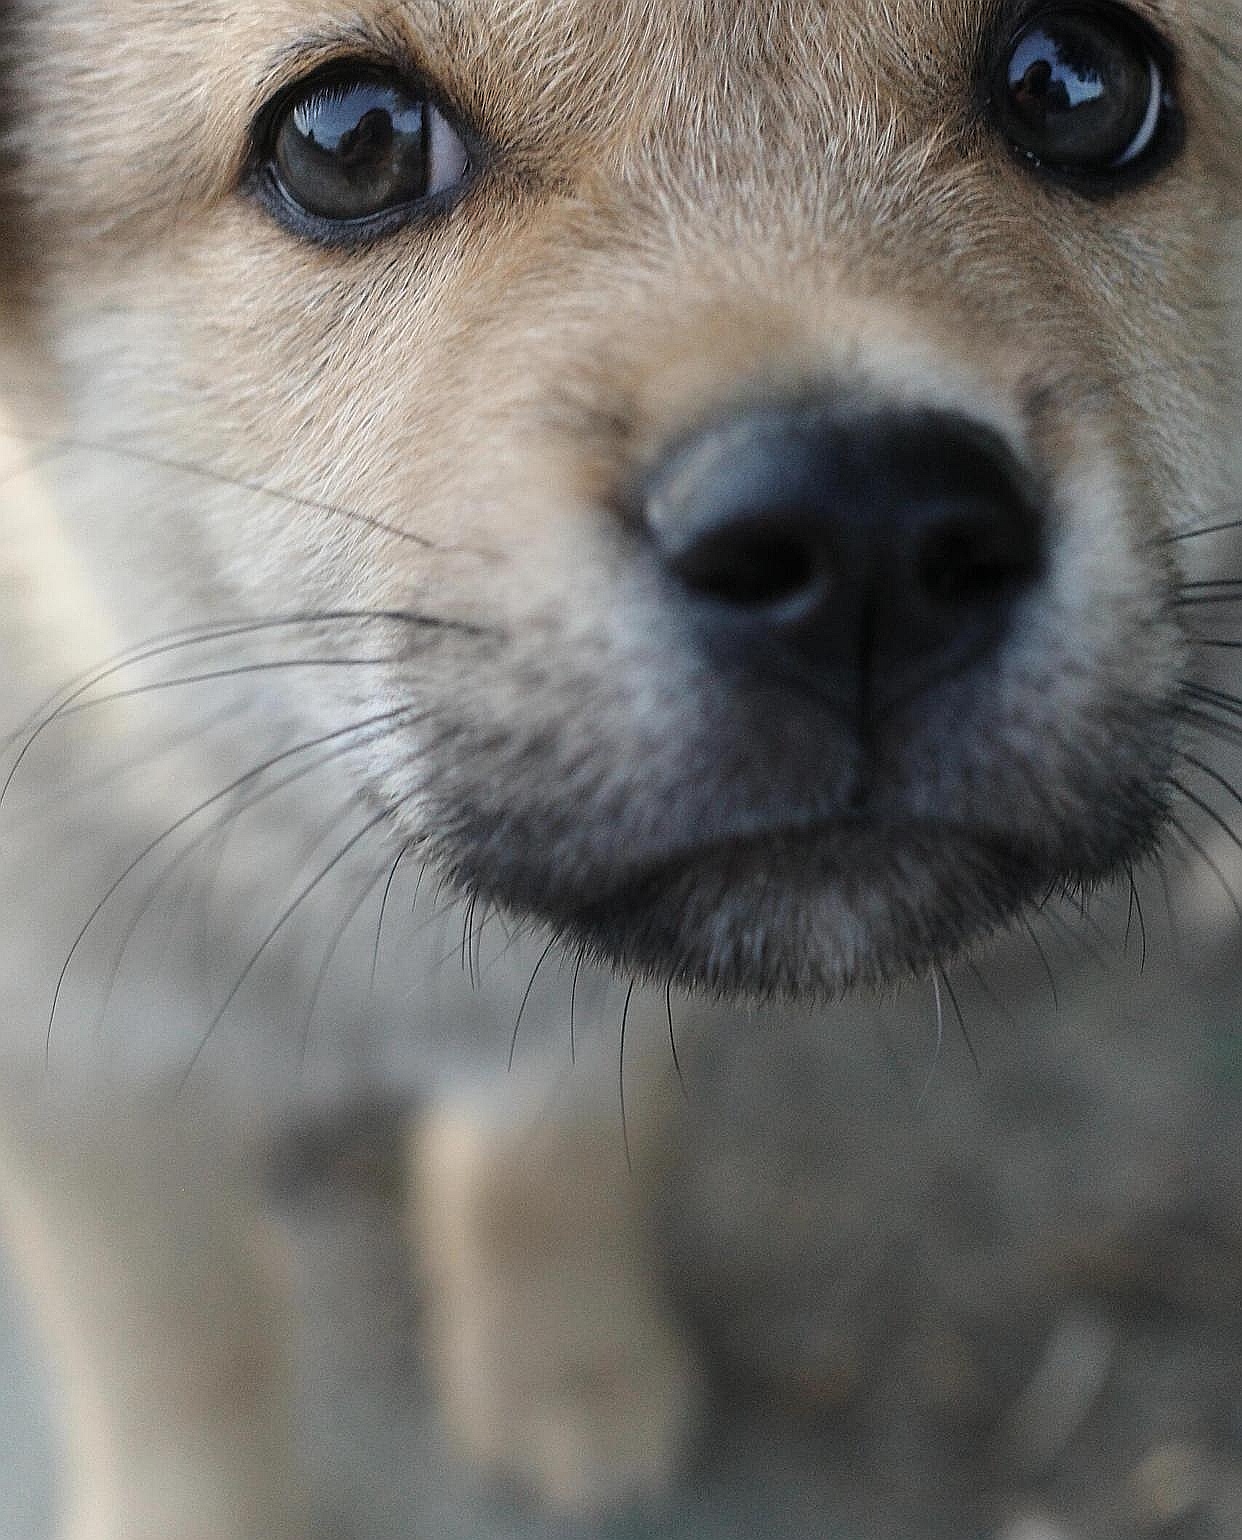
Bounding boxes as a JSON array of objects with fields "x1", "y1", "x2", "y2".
[{"x1": 3, "y1": 1, "x2": 1240, "y2": 998}]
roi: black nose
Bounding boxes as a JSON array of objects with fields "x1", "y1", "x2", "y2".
[{"x1": 643, "y1": 402, "x2": 1045, "y2": 715}]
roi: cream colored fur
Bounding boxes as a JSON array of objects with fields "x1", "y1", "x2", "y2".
[{"x1": 0, "y1": 1, "x2": 1240, "y2": 1535}]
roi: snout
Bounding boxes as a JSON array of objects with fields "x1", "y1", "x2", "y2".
[
  {"x1": 642, "y1": 400, "x2": 1046, "y2": 718},
  {"x1": 411, "y1": 371, "x2": 1177, "y2": 998}
]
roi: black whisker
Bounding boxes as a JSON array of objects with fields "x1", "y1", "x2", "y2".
[
  {"x1": 459, "y1": 893, "x2": 478, "y2": 985},
  {"x1": 1169, "y1": 774, "x2": 1242, "y2": 868},
  {"x1": 0, "y1": 426, "x2": 498, "y2": 556},
  {"x1": 917, "y1": 972, "x2": 946, "y2": 1108},
  {"x1": 1124, "y1": 863, "x2": 1148, "y2": 972},
  {"x1": 371, "y1": 845, "x2": 412, "y2": 993},
  {"x1": 965, "y1": 959, "x2": 1018, "y2": 1031},
  {"x1": 1151, "y1": 855, "x2": 1185, "y2": 968},
  {"x1": 1152, "y1": 515, "x2": 1242, "y2": 549},
  {"x1": 409, "y1": 860, "x2": 427, "y2": 917},
  {"x1": 45, "y1": 706, "x2": 417, "y2": 1064},
  {"x1": 1177, "y1": 748, "x2": 1242, "y2": 820},
  {"x1": 301, "y1": 863, "x2": 394, "y2": 1070},
  {"x1": 7, "y1": 613, "x2": 392, "y2": 752},
  {"x1": 508, "y1": 936, "x2": 558, "y2": 1074},
  {"x1": 50, "y1": 657, "x2": 401, "y2": 721},
  {"x1": 619, "y1": 978, "x2": 636, "y2": 1173},
  {"x1": 95, "y1": 846, "x2": 202, "y2": 1049},
  {"x1": 177, "y1": 802, "x2": 398, "y2": 1093},
  {"x1": 472, "y1": 898, "x2": 491, "y2": 991},
  {"x1": 1181, "y1": 681, "x2": 1242, "y2": 719},
  {"x1": 6, "y1": 692, "x2": 254, "y2": 832},
  {"x1": 1036, "y1": 900, "x2": 1111, "y2": 973},
  {"x1": 1164, "y1": 811, "x2": 1242, "y2": 925},
  {"x1": 1174, "y1": 702, "x2": 1242, "y2": 747},
  {"x1": 665, "y1": 978, "x2": 688, "y2": 1097},
  {"x1": 569, "y1": 948, "x2": 584, "y2": 1066},
  {"x1": 1020, "y1": 914, "x2": 1060, "y2": 1010},
  {"x1": 3, "y1": 609, "x2": 487, "y2": 806},
  {"x1": 938, "y1": 967, "x2": 980, "y2": 1077},
  {"x1": 1171, "y1": 770, "x2": 1242, "y2": 856}
]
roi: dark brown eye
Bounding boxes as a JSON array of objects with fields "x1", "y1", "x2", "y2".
[
  {"x1": 992, "y1": 5, "x2": 1175, "y2": 177},
  {"x1": 267, "y1": 72, "x2": 469, "y2": 225}
]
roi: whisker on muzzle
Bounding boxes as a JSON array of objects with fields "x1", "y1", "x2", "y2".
[
  {"x1": 175, "y1": 799, "x2": 403, "y2": 1094},
  {"x1": 43, "y1": 705, "x2": 426, "y2": 1065},
  {"x1": 0, "y1": 425, "x2": 502, "y2": 558},
  {"x1": 2, "y1": 609, "x2": 497, "y2": 802}
]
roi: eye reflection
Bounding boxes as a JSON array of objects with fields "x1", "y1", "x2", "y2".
[
  {"x1": 993, "y1": 7, "x2": 1171, "y2": 177},
  {"x1": 268, "y1": 73, "x2": 469, "y2": 226}
]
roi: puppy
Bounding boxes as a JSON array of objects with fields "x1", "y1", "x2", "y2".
[{"x1": 1, "y1": 1, "x2": 1240, "y2": 1536}]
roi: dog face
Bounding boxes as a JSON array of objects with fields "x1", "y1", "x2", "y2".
[{"x1": 3, "y1": 1, "x2": 1240, "y2": 998}]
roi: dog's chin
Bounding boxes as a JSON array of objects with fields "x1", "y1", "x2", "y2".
[{"x1": 448, "y1": 819, "x2": 1128, "y2": 1001}]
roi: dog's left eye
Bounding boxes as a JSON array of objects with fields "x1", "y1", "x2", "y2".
[
  {"x1": 990, "y1": 5, "x2": 1177, "y2": 181},
  {"x1": 258, "y1": 70, "x2": 470, "y2": 231}
]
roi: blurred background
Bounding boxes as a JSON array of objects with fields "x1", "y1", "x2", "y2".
[{"x1": 0, "y1": 897, "x2": 1239, "y2": 1540}]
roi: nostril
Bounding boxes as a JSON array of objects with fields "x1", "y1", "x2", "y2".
[
  {"x1": 640, "y1": 398, "x2": 1048, "y2": 706},
  {"x1": 915, "y1": 505, "x2": 1044, "y2": 607},
  {"x1": 671, "y1": 519, "x2": 826, "y2": 609}
]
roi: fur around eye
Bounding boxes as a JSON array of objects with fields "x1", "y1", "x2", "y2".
[
  {"x1": 257, "y1": 68, "x2": 470, "y2": 237},
  {"x1": 988, "y1": 3, "x2": 1181, "y2": 185}
]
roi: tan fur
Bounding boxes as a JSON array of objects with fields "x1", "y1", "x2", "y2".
[{"x1": 0, "y1": 0, "x2": 1240, "y2": 1533}]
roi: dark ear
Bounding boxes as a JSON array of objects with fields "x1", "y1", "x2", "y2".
[
  {"x1": 0, "y1": 2, "x2": 22, "y2": 320},
  {"x1": 0, "y1": 5, "x2": 53, "y2": 420},
  {"x1": 0, "y1": 3, "x2": 37, "y2": 346}
]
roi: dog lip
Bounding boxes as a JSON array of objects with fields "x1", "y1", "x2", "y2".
[
  {"x1": 517, "y1": 812, "x2": 1059, "y2": 999},
  {"x1": 568, "y1": 811, "x2": 1050, "y2": 911}
]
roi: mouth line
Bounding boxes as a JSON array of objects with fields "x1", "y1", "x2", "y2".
[
  {"x1": 563, "y1": 810, "x2": 1053, "y2": 919},
  {"x1": 437, "y1": 787, "x2": 1152, "y2": 1000},
  {"x1": 640, "y1": 809, "x2": 1038, "y2": 870},
  {"x1": 503, "y1": 811, "x2": 1059, "y2": 1001}
]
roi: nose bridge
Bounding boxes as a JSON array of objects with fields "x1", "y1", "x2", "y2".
[
  {"x1": 553, "y1": 145, "x2": 1030, "y2": 465},
  {"x1": 610, "y1": 0, "x2": 937, "y2": 200},
  {"x1": 519, "y1": 37, "x2": 1035, "y2": 467},
  {"x1": 605, "y1": 255, "x2": 1030, "y2": 485}
]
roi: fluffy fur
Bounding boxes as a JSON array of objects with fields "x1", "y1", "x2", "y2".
[{"x1": 0, "y1": 1, "x2": 1240, "y2": 1535}]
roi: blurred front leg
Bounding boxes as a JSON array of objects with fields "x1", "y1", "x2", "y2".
[{"x1": 0, "y1": 1099, "x2": 306, "y2": 1540}]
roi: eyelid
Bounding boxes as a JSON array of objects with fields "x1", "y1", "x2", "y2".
[
  {"x1": 245, "y1": 15, "x2": 432, "y2": 114},
  {"x1": 244, "y1": 33, "x2": 474, "y2": 168}
]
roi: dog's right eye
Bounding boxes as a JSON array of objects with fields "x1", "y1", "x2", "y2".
[
  {"x1": 255, "y1": 69, "x2": 470, "y2": 236},
  {"x1": 988, "y1": 4, "x2": 1180, "y2": 187}
]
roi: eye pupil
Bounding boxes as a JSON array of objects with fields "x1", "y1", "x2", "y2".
[
  {"x1": 992, "y1": 6, "x2": 1171, "y2": 179},
  {"x1": 267, "y1": 73, "x2": 467, "y2": 228}
]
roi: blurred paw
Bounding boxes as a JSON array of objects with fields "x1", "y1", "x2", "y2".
[{"x1": 410, "y1": 1098, "x2": 701, "y2": 1514}]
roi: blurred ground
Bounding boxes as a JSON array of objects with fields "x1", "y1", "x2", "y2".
[{"x1": 2, "y1": 921, "x2": 1240, "y2": 1540}]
